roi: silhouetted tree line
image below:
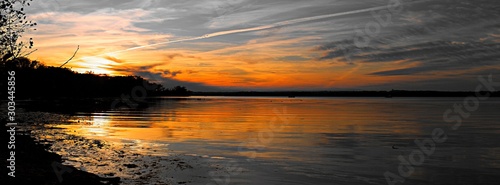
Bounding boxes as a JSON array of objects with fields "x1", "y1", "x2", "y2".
[{"x1": 0, "y1": 57, "x2": 191, "y2": 99}]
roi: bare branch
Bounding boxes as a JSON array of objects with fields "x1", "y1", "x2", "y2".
[
  {"x1": 60, "y1": 45, "x2": 79, "y2": 67},
  {"x1": 21, "y1": 48, "x2": 38, "y2": 57}
]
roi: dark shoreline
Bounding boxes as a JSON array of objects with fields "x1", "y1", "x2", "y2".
[
  {"x1": 2, "y1": 129, "x2": 120, "y2": 185},
  {"x1": 9, "y1": 90, "x2": 500, "y2": 103}
]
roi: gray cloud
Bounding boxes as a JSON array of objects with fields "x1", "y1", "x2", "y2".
[
  {"x1": 134, "y1": 71, "x2": 230, "y2": 92},
  {"x1": 359, "y1": 71, "x2": 500, "y2": 91},
  {"x1": 27, "y1": 0, "x2": 135, "y2": 14},
  {"x1": 316, "y1": 0, "x2": 500, "y2": 76},
  {"x1": 163, "y1": 70, "x2": 182, "y2": 77}
]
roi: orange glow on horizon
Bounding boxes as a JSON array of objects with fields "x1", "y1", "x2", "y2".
[{"x1": 29, "y1": 49, "x2": 459, "y2": 90}]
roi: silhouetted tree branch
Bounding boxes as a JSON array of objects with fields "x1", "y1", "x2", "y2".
[
  {"x1": 60, "y1": 45, "x2": 79, "y2": 67},
  {"x1": 1, "y1": 0, "x2": 37, "y2": 62}
]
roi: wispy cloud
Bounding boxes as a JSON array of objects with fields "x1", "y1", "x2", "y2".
[{"x1": 24, "y1": 0, "x2": 500, "y2": 91}]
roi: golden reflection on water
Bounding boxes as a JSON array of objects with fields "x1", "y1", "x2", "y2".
[
  {"x1": 44, "y1": 97, "x2": 500, "y2": 184},
  {"x1": 57, "y1": 97, "x2": 435, "y2": 157}
]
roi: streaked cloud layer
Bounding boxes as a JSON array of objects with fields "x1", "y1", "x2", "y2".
[{"x1": 25, "y1": 0, "x2": 500, "y2": 91}]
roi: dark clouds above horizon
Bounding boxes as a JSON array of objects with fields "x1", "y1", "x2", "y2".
[{"x1": 25, "y1": 0, "x2": 500, "y2": 91}]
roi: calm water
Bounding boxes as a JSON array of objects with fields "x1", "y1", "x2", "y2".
[{"x1": 32, "y1": 97, "x2": 500, "y2": 184}]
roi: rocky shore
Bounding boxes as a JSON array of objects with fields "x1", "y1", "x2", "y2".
[
  {"x1": 2, "y1": 129, "x2": 120, "y2": 185},
  {"x1": 1, "y1": 109, "x2": 222, "y2": 185}
]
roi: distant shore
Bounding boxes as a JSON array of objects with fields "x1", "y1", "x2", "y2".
[
  {"x1": 191, "y1": 90, "x2": 500, "y2": 97},
  {"x1": 9, "y1": 90, "x2": 500, "y2": 102}
]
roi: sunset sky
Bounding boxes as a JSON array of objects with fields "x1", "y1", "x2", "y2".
[{"x1": 24, "y1": 0, "x2": 500, "y2": 91}]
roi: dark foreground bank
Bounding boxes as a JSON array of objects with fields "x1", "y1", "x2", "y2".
[{"x1": 2, "y1": 129, "x2": 120, "y2": 185}]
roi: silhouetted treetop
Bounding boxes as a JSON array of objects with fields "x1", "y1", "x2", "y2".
[
  {"x1": 1, "y1": 0, "x2": 36, "y2": 62},
  {"x1": 0, "y1": 57, "x2": 191, "y2": 98}
]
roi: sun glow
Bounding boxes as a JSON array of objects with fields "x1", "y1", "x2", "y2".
[{"x1": 73, "y1": 56, "x2": 118, "y2": 75}]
